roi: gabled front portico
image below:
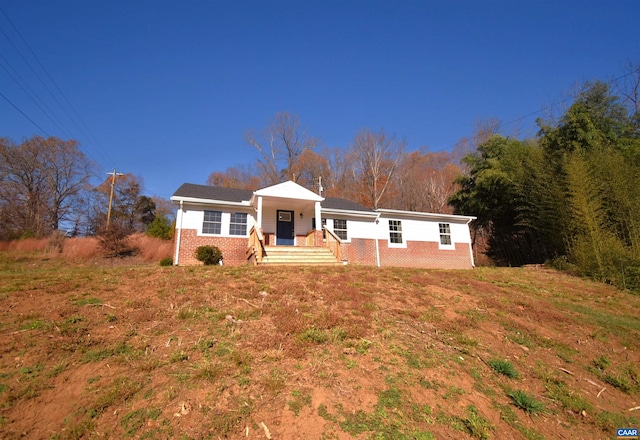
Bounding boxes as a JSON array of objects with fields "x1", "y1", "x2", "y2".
[{"x1": 250, "y1": 181, "x2": 324, "y2": 247}]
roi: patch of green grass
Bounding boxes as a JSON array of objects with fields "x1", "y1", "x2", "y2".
[
  {"x1": 176, "y1": 306, "x2": 198, "y2": 320},
  {"x1": 508, "y1": 390, "x2": 545, "y2": 414},
  {"x1": 81, "y1": 342, "x2": 137, "y2": 363},
  {"x1": 435, "y1": 411, "x2": 466, "y2": 432},
  {"x1": 589, "y1": 357, "x2": 639, "y2": 394},
  {"x1": 487, "y1": 359, "x2": 519, "y2": 379},
  {"x1": 504, "y1": 326, "x2": 537, "y2": 349},
  {"x1": 89, "y1": 377, "x2": 143, "y2": 418},
  {"x1": 73, "y1": 297, "x2": 103, "y2": 306},
  {"x1": 193, "y1": 361, "x2": 223, "y2": 382},
  {"x1": 299, "y1": 327, "x2": 329, "y2": 344},
  {"x1": 544, "y1": 378, "x2": 592, "y2": 414},
  {"x1": 496, "y1": 400, "x2": 546, "y2": 440},
  {"x1": 355, "y1": 338, "x2": 372, "y2": 354},
  {"x1": 288, "y1": 389, "x2": 312, "y2": 416},
  {"x1": 58, "y1": 316, "x2": 88, "y2": 336},
  {"x1": 592, "y1": 355, "x2": 610, "y2": 371},
  {"x1": 261, "y1": 369, "x2": 286, "y2": 396},
  {"x1": 442, "y1": 385, "x2": 465, "y2": 400},
  {"x1": 464, "y1": 405, "x2": 494, "y2": 439},
  {"x1": 603, "y1": 372, "x2": 634, "y2": 394},
  {"x1": 18, "y1": 319, "x2": 53, "y2": 331},
  {"x1": 121, "y1": 407, "x2": 162, "y2": 437},
  {"x1": 320, "y1": 385, "x2": 435, "y2": 439},
  {"x1": 170, "y1": 350, "x2": 188, "y2": 363},
  {"x1": 594, "y1": 410, "x2": 640, "y2": 433}
]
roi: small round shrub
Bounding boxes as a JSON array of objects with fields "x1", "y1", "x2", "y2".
[
  {"x1": 195, "y1": 245, "x2": 223, "y2": 265},
  {"x1": 159, "y1": 257, "x2": 173, "y2": 266}
]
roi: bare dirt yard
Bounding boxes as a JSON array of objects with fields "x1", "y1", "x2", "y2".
[{"x1": 0, "y1": 252, "x2": 638, "y2": 439}]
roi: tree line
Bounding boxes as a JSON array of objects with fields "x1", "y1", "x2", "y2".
[
  {"x1": 0, "y1": 136, "x2": 173, "y2": 241},
  {"x1": 450, "y1": 78, "x2": 640, "y2": 290},
  {"x1": 208, "y1": 111, "x2": 473, "y2": 212}
]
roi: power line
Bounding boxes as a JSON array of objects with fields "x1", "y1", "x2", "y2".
[
  {"x1": 0, "y1": 54, "x2": 73, "y2": 138},
  {"x1": 0, "y1": 91, "x2": 51, "y2": 136},
  {"x1": 0, "y1": 5, "x2": 115, "y2": 166}
]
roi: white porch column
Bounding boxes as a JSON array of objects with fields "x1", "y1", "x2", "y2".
[
  {"x1": 257, "y1": 196, "x2": 263, "y2": 227},
  {"x1": 314, "y1": 201, "x2": 321, "y2": 230}
]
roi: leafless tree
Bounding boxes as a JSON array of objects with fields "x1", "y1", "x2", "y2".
[
  {"x1": 0, "y1": 136, "x2": 94, "y2": 238},
  {"x1": 245, "y1": 112, "x2": 319, "y2": 185},
  {"x1": 615, "y1": 61, "x2": 640, "y2": 115},
  {"x1": 349, "y1": 129, "x2": 405, "y2": 209}
]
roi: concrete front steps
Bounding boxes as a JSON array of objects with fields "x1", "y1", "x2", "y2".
[{"x1": 259, "y1": 246, "x2": 344, "y2": 266}]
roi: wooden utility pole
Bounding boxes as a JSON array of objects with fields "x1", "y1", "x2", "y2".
[{"x1": 106, "y1": 168, "x2": 124, "y2": 230}]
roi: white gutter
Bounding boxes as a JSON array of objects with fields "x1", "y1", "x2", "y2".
[
  {"x1": 321, "y1": 208, "x2": 378, "y2": 219},
  {"x1": 174, "y1": 200, "x2": 184, "y2": 266},
  {"x1": 375, "y1": 208, "x2": 476, "y2": 223},
  {"x1": 170, "y1": 196, "x2": 251, "y2": 208}
]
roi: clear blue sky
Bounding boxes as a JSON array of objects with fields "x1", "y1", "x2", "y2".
[{"x1": 2, "y1": 1, "x2": 639, "y2": 199}]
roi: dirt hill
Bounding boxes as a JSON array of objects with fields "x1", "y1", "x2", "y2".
[{"x1": 0, "y1": 252, "x2": 638, "y2": 439}]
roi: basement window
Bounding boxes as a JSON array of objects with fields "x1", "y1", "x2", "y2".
[
  {"x1": 230, "y1": 213, "x2": 248, "y2": 236},
  {"x1": 203, "y1": 210, "x2": 222, "y2": 234}
]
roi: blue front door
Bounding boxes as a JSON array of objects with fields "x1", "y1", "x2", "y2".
[{"x1": 276, "y1": 210, "x2": 295, "y2": 245}]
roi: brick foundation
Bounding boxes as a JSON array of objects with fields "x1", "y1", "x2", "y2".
[
  {"x1": 378, "y1": 240, "x2": 473, "y2": 269},
  {"x1": 175, "y1": 230, "x2": 473, "y2": 269},
  {"x1": 175, "y1": 229, "x2": 249, "y2": 266}
]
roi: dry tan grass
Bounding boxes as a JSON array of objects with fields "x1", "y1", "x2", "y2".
[
  {"x1": 61, "y1": 237, "x2": 100, "y2": 259},
  {"x1": 0, "y1": 234, "x2": 173, "y2": 262},
  {"x1": 127, "y1": 233, "x2": 173, "y2": 261}
]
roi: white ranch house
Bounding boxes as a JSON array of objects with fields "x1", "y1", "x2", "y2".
[{"x1": 171, "y1": 180, "x2": 476, "y2": 268}]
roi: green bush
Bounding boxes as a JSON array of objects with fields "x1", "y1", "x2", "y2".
[
  {"x1": 195, "y1": 245, "x2": 223, "y2": 265},
  {"x1": 159, "y1": 257, "x2": 173, "y2": 266},
  {"x1": 146, "y1": 215, "x2": 174, "y2": 240}
]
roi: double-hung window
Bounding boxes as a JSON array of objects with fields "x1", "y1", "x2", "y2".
[
  {"x1": 389, "y1": 220, "x2": 403, "y2": 244},
  {"x1": 203, "y1": 210, "x2": 222, "y2": 234},
  {"x1": 229, "y1": 213, "x2": 248, "y2": 236},
  {"x1": 439, "y1": 223, "x2": 452, "y2": 246},
  {"x1": 333, "y1": 219, "x2": 347, "y2": 241}
]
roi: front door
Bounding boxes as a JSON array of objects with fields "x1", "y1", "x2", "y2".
[{"x1": 276, "y1": 210, "x2": 295, "y2": 245}]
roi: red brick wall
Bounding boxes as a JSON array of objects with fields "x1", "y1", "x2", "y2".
[
  {"x1": 342, "y1": 239, "x2": 378, "y2": 266},
  {"x1": 175, "y1": 229, "x2": 248, "y2": 266},
  {"x1": 378, "y1": 240, "x2": 473, "y2": 269},
  {"x1": 341, "y1": 238, "x2": 473, "y2": 269}
]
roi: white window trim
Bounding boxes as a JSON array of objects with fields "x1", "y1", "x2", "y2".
[
  {"x1": 438, "y1": 222, "x2": 455, "y2": 250},
  {"x1": 202, "y1": 210, "x2": 222, "y2": 236},
  {"x1": 229, "y1": 212, "x2": 248, "y2": 236},
  {"x1": 330, "y1": 218, "x2": 350, "y2": 243},
  {"x1": 388, "y1": 220, "x2": 406, "y2": 248},
  {"x1": 200, "y1": 211, "x2": 250, "y2": 237}
]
